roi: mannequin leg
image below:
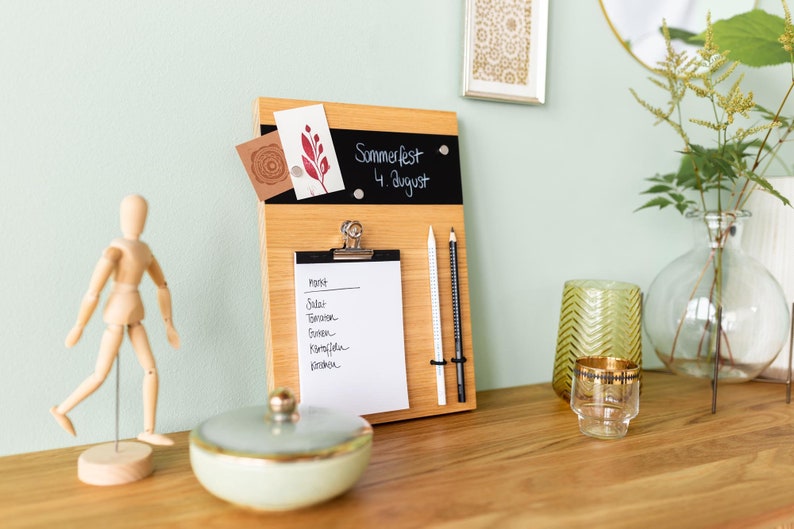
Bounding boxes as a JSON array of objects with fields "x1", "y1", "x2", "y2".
[
  {"x1": 51, "y1": 325, "x2": 124, "y2": 436},
  {"x1": 128, "y1": 322, "x2": 173, "y2": 446}
]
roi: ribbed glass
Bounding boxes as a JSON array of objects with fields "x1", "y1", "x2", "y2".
[{"x1": 552, "y1": 280, "x2": 642, "y2": 401}]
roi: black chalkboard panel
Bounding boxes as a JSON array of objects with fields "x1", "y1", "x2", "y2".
[{"x1": 261, "y1": 125, "x2": 463, "y2": 205}]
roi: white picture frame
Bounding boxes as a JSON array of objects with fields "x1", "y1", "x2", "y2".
[{"x1": 462, "y1": 0, "x2": 549, "y2": 105}]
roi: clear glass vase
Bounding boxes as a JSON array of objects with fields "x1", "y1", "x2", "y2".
[{"x1": 644, "y1": 211, "x2": 790, "y2": 381}]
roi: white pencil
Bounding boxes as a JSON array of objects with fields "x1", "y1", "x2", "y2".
[{"x1": 428, "y1": 226, "x2": 446, "y2": 405}]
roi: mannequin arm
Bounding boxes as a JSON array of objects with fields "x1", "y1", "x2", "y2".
[
  {"x1": 65, "y1": 248, "x2": 120, "y2": 347},
  {"x1": 149, "y1": 256, "x2": 180, "y2": 349}
]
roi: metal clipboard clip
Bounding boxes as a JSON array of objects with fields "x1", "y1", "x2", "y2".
[{"x1": 333, "y1": 220, "x2": 375, "y2": 261}]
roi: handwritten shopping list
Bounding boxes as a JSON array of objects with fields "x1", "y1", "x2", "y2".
[
  {"x1": 293, "y1": 254, "x2": 409, "y2": 416},
  {"x1": 275, "y1": 104, "x2": 345, "y2": 200}
]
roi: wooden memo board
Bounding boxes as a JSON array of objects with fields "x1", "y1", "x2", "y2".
[{"x1": 254, "y1": 97, "x2": 475, "y2": 423}]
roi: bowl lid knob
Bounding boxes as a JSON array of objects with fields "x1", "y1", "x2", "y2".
[{"x1": 266, "y1": 387, "x2": 300, "y2": 423}]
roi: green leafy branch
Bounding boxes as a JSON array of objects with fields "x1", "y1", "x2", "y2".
[{"x1": 633, "y1": 4, "x2": 794, "y2": 215}]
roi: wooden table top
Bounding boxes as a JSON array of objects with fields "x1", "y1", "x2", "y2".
[{"x1": 3, "y1": 371, "x2": 794, "y2": 528}]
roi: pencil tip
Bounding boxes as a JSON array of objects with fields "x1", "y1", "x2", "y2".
[{"x1": 449, "y1": 227, "x2": 456, "y2": 242}]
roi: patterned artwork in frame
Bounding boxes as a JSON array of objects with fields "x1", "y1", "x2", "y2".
[{"x1": 462, "y1": 0, "x2": 548, "y2": 105}]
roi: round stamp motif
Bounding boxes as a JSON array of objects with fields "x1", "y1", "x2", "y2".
[{"x1": 251, "y1": 144, "x2": 288, "y2": 185}]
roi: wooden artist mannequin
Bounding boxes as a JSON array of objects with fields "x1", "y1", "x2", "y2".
[{"x1": 51, "y1": 194, "x2": 180, "y2": 447}]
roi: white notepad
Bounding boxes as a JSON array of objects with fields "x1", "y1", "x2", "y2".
[{"x1": 293, "y1": 250, "x2": 409, "y2": 416}]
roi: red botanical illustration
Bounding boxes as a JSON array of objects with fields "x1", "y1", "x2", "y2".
[{"x1": 301, "y1": 124, "x2": 330, "y2": 194}]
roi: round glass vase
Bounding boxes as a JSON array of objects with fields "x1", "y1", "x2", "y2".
[{"x1": 644, "y1": 210, "x2": 790, "y2": 381}]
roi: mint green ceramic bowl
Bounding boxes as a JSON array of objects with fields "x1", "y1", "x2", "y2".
[{"x1": 189, "y1": 388, "x2": 373, "y2": 511}]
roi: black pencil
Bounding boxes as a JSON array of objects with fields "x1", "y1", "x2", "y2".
[{"x1": 449, "y1": 227, "x2": 466, "y2": 403}]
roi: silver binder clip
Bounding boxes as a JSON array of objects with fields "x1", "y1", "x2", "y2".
[{"x1": 333, "y1": 220, "x2": 374, "y2": 261}]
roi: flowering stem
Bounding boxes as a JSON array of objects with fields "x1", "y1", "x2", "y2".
[
  {"x1": 669, "y1": 241, "x2": 715, "y2": 363},
  {"x1": 668, "y1": 216, "x2": 738, "y2": 373},
  {"x1": 735, "y1": 78, "x2": 794, "y2": 208}
]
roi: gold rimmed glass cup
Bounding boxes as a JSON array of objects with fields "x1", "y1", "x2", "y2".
[{"x1": 570, "y1": 356, "x2": 640, "y2": 439}]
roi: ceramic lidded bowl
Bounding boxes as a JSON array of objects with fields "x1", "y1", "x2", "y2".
[{"x1": 189, "y1": 387, "x2": 373, "y2": 511}]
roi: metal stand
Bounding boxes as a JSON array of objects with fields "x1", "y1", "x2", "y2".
[
  {"x1": 77, "y1": 352, "x2": 153, "y2": 486},
  {"x1": 711, "y1": 306, "x2": 723, "y2": 414},
  {"x1": 786, "y1": 303, "x2": 794, "y2": 404},
  {"x1": 115, "y1": 354, "x2": 120, "y2": 452}
]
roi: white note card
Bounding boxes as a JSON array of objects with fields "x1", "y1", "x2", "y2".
[
  {"x1": 274, "y1": 104, "x2": 345, "y2": 200},
  {"x1": 293, "y1": 252, "x2": 409, "y2": 416}
]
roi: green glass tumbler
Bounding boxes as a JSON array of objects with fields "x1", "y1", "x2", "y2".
[{"x1": 552, "y1": 279, "x2": 642, "y2": 401}]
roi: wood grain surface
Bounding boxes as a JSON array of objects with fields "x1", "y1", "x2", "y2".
[
  {"x1": 254, "y1": 98, "x2": 476, "y2": 422},
  {"x1": 4, "y1": 371, "x2": 794, "y2": 528}
]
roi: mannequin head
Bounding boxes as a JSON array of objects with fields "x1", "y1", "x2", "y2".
[{"x1": 120, "y1": 194, "x2": 148, "y2": 239}]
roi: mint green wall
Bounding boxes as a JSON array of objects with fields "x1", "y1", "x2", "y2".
[{"x1": 1, "y1": 1, "x2": 781, "y2": 456}]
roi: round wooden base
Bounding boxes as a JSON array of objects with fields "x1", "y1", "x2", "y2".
[{"x1": 77, "y1": 441, "x2": 153, "y2": 486}]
